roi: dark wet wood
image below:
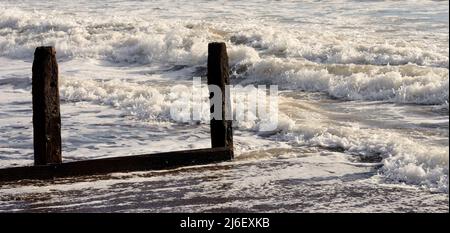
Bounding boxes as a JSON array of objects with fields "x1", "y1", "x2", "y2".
[
  {"x1": 0, "y1": 147, "x2": 233, "y2": 182},
  {"x1": 0, "y1": 44, "x2": 235, "y2": 182},
  {"x1": 32, "y1": 46, "x2": 62, "y2": 165},
  {"x1": 207, "y1": 42, "x2": 233, "y2": 152}
]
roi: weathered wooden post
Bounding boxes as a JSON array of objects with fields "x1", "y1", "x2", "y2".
[
  {"x1": 207, "y1": 42, "x2": 233, "y2": 154},
  {"x1": 32, "y1": 46, "x2": 62, "y2": 165}
]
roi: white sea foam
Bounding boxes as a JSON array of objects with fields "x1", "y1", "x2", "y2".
[
  {"x1": 60, "y1": 76, "x2": 284, "y2": 132},
  {"x1": 243, "y1": 58, "x2": 449, "y2": 107},
  {"x1": 290, "y1": 126, "x2": 449, "y2": 193},
  {"x1": 1, "y1": 7, "x2": 448, "y2": 107},
  {"x1": 58, "y1": 75, "x2": 449, "y2": 192},
  {"x1": 231, "y1": 27, "x2": 449, "y2": 68},
  {"x1": 1, "y1": 6, "x2": 448, "y2": 67}
]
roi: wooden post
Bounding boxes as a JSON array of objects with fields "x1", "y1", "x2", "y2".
[
  {"x1": 0, "y1": 147, "x2": 233, "y2": 181},
  {"x1": 32, "y1": 46, "x2": 62, "y2": 165},
  {"x1": 207, "y1": 42, "x2": 233, "y2": 154}
]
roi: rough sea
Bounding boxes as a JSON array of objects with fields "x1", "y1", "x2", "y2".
[{"x1": 0, "y1": 0, "x2": 448, "y2": 212}]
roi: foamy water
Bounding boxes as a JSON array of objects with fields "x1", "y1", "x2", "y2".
[{"x1": 0, "y1": 0, "x2": 448, "y2": 212}]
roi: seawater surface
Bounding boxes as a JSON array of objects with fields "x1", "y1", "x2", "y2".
[{"x1": 0, "y1": 0, "x2": 448, "y2": 212}]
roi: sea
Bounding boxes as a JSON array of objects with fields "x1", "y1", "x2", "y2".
[{"x1": 0, "y1": 0, "x2": 448, "y2": 212}]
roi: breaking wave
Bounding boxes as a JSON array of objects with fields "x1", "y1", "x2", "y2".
[
  {"x1": 1, "y1": 8, "x2": 448, "y2": 108},
  {"x1": 285, "y1": 124, "x2": 449, "y2": 193},
  {"x1": 1, "y1": 3, "x2": 449, "y2": 194},
  {"x1": 59, "y1": 76, "x2": 449, "y2": 193}
]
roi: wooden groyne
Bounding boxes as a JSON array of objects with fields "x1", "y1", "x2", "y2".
[{"x1": 0, "y1": 42, "x2": 233, "y2": 182}]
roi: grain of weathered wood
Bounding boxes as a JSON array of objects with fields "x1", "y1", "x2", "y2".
[
  {"x1": 207, "y1": 42, "x2": 233, "y2": 153},
  {"x1": 0, "y1": 147, "x2": 232, "y2": 182},
  {"x1": 0, "y1": 45, "x2": 235, "y2": 182},
  {"x1": 32, "y1": 46, "x2": 62, "y2": 165}
]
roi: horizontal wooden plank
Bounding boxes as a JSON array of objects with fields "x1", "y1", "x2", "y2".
[{"x1": 0, "y1": 147, "x2": 233, "y2": 182}]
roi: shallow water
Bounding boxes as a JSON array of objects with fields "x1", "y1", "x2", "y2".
[{"x1": 0, "y1": 0, "x2": 448, "y2": 212}]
